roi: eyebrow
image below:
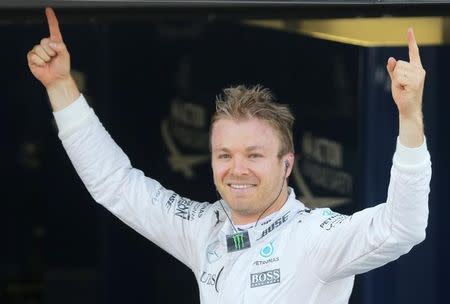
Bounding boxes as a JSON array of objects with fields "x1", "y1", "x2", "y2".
[
  {"x1": 212, "y1": 145, "x2": 265, "y2": 153},
  {"x1": 246, "y1": 145, "x2": 264, "y2": 151}
]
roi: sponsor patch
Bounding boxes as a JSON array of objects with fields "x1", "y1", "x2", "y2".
[
  {"x1": 200, "y1": 267, "x2": 224, "y2": 293},
  {"x1": 175, "y1": 197, "x2": 194, "y2": 220},
  {"x1": 214, "y1": 210, "x2": 224, "y2": 227},
  {"x1": 206, "y1": 240, "x2": 224, "y2": 263},
  {"x1": 167, "y1": 194, "x2": 208, "y2": 220},
  {"x1": 250, "y1": 269, "x2": 281, "y2": 288},
  {"x1": 260, "y1": 241, "x2": 274, "y2": 258},
  {"x1": 320, "y1": 213, "x2": 348, "y2": 230},
  {"x1": 253, "y1": 257, "x2": 279, "y2": 266},
  {"x1": 190, "y1": 202, "x2": 208, "y2": 220},
  {"x1": 165, "y1": 193, "x2": 177, "y2": 211},
  {"x1": 226, "y1": 231, "x2": 251, "y2": 253},
  {"x1": 258, "y1": 212, "x2": 290, "y2": 240}
]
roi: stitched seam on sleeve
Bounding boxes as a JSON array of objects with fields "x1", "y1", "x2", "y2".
[{"x1": 323, "y1": 177, "x2": 397, "y2": 283}]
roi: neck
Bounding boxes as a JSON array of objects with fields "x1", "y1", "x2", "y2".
[{"x1": 231, "y1": 188, "x2": 289, "y2": 226}]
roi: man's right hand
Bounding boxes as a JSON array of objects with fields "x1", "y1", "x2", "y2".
[{"x1": 27, "y1": 7, "x2": 79, "y2": 111}]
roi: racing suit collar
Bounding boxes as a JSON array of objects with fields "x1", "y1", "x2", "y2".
[{"x1": 220, "y1": 187, "x2": 305, "y2": 240}]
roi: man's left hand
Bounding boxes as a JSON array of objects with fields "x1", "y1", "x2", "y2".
[
  {"x1": 386, "y1": 28, "x2": 426, "y2": 120},
  {"x1": 387, "y1": 28, "x2": 426, "y2": 147}
]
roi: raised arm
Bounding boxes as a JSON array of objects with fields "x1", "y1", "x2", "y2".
[
  {"x1": 386, "y1": 28, "x2": 426, "y2": 147},
  {"x1": 27, "y1": 7, "x2": 80, "y2": 111},
  {"x1": 26, "y1": 8, "x2": 209, "y2": 271},
  {"x1": 305, "y1": 28, "x2": 431, "y2": 283}
]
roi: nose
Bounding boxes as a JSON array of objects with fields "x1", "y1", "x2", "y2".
[{"x1": 230, "y1": 156, "x2": 249, "y2": 176}]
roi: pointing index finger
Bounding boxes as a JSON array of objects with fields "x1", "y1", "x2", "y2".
[
  {"x1": 408, "y1": 28, "x2": 422, "y2": 67},
  {"x1": 46, "y1": 7, "x2": 63, "y2": 42}
]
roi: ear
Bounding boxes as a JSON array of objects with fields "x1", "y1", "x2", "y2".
[{"x1": 283, "y1": 152, "x2": 295, "y2": 178}]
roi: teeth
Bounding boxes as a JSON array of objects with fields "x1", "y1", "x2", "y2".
[{"x1": 230, "y1": 184, "x2": 254, "y2": 189}]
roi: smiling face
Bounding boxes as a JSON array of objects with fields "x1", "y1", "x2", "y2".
[{"x1": 211, "y1": 118, "x2": 293, "y2": 225}]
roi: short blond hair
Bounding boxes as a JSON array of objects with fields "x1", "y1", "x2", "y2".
[{"x1": 211, "y1": 85, "x2": 295, "y2": 156}]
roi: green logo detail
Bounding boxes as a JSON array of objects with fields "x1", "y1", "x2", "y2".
[{"x1": 233, "y1": 233, "x2": 245, "y2": 250}]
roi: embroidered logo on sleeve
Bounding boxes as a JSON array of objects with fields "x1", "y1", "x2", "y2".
[
  {"x1": 320, "y1": 213, "x2": 348, "y2": 231},
  {"x1": 165, "y1": 194, "x2": 208, "y2": 220}
]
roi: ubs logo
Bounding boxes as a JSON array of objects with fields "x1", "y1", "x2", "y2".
[{"x1": 200, "y1": 267, "x2": 224, "y2": 293}]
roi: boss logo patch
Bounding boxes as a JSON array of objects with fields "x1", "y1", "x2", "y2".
[{"x1": 250, "y1": 269, "x2": 281, "y2": 288}]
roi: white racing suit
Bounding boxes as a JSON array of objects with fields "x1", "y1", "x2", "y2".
[{"x1": 53, "y1": 95, "x2": 431, "y2": 304}]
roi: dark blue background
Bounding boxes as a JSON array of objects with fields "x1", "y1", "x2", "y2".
[{"x1": 1, "y1": 20, "x2": 448, "y2": 304}]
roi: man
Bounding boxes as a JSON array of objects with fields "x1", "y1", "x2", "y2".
[{"x1": 28, "y1": 8, "x2": 430, "y2": 304}]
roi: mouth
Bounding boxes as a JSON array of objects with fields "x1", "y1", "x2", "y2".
[{"x1": 227, "y1": 183, "x2": 257, "y2": 190}]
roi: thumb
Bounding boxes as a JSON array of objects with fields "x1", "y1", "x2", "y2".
[{"x1": 386, "y1": 57, "x2": 396, "y2": 80}]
